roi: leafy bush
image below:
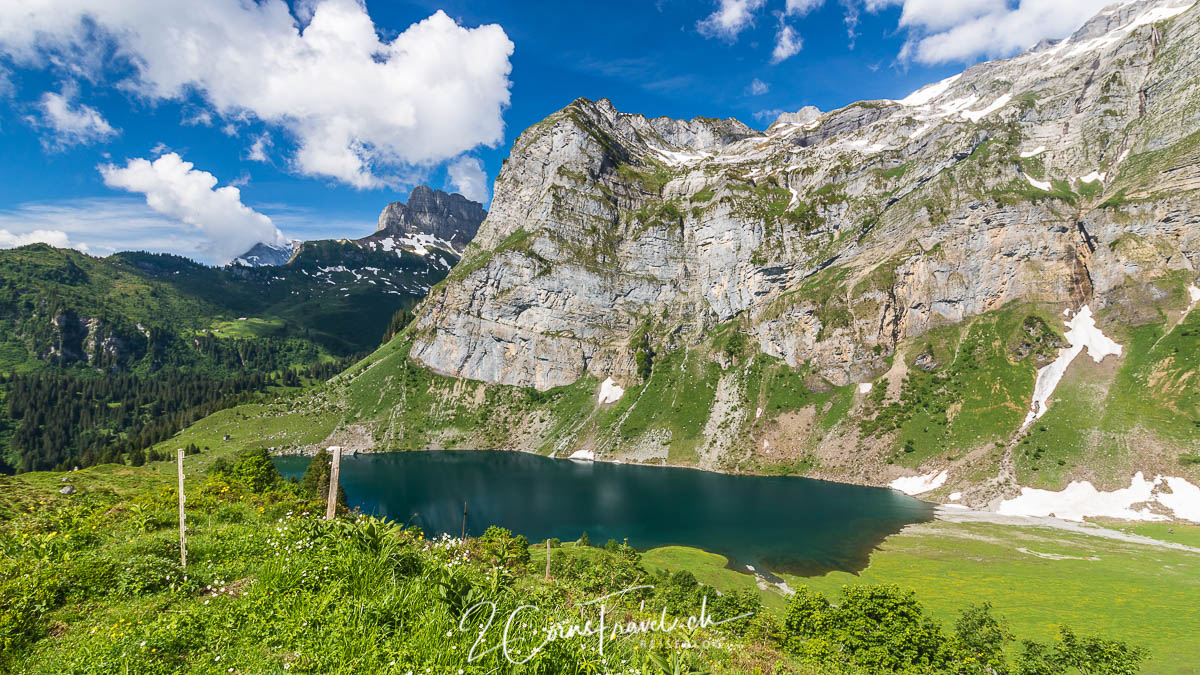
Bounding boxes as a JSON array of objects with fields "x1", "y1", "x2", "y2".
[
  {"x1": 208, "y1": 447, "x2": 281, "y2": 493},
  {"x1": 1017, "y1": 625, "x2": 1148, "y2": 675},
  {"x1": 479, "y1": 525, "x2": 530, "y2": 567}
]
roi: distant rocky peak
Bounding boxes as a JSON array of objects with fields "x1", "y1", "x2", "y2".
[
  {"x1": 231, "y1": 240, "x2": 299, "y2": 267},
  {"x1": 367, "y1": 185, "x2": 487, "y2": 254},
  {"x1": 770, "y1": 106, "x2": 823, "y2": 129}
]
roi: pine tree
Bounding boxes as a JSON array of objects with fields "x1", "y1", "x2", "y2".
[{"x1": 298, "y1": 448, "x2": 347, "y2": 507}]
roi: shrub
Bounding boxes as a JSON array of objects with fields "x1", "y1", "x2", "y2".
[
  {"x1": 0, "y1": 566, "x2": 61, "y2": 658},
  {"x1": 210, "y1": 447, "x2": 282, "y2": 493},
  {"x1": 1017, "y1": 625, "x2": 1148, "y2": 675},
  {"x1": 480, "y1": 525, "x2": 531, "y2": 567}
]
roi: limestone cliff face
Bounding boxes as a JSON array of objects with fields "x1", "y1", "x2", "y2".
[{"x1": 411, "y1": 0, "x2": 1200, "y2": 394}]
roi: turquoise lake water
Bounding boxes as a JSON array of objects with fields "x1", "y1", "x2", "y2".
[{"x1": 273, "y1": 450, "x2": 932, "y2": 576}]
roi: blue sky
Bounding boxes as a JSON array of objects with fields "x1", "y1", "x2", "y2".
[{"x1": 0, "y1": 0, "x2": 1114, "y2": 263}]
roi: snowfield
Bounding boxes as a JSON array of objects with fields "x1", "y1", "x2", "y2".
[
  {"x1": 1023, "y1": 174, "x2": 1052, "y2": 191},
  {"x1": 598, "y1": 377, "x2": 625, "y2": 404},
  {"x1": 961, "y1": 93, "x2": 1012, "y2": 123},
  {"x1": 898, "y1": 74, "x2": 961, "y2": 107},
  {"x1": 1022, "y1": 305, "x2": 1122, "y2": 428},
  {"x1": 890, "y1": 469, "x2": 948, "y2": 495},
  {"x1": 999, "y1": 473, "x2": 1200, "y2": 523}
]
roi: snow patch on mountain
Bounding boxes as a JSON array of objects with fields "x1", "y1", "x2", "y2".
[
  {"x1": 961, "y1": 93, "x2": 1012, "y2": 123},
  {"x1": 649, "y1": 143, "x2": 711, "y2": 167},
  {"x1": 1079, "y1": 171, "x2": 1107, "y2": 183},
  {"x1": 598, "y1": 377, "x2": 625, "y2": 404},
  {"x1": 1024, "y1": 174, "x2": 1052, "y2": 191},
  {"x1": 890, "y1": 469, "x2": 948, "y2": 495},
  {"x1": 1019, "y1": 146, "x2": 1046, "y2": 158},
  {"x1": 999, "y1": 473, "x2": 1200, "y2": 522},
  {"x1": 364, "y1": 232, "x2": 456, "y2": 257},
  {"x1": 898, "y1": 74, "x2": 961, "y2": 107},
  {"x1": 1128, "y1": 1, "x2": 1196, "y2": 29},
  {"x1": 1156, "y1": 476, "x2": 1200, "y2": 521},
  {"x1": 1022, "y1": 306, "x2": 1122, "y2": 428}
]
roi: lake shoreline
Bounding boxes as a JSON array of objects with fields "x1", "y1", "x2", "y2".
[{"x1": 274, "y1": 445, "x2": 1200, "y2": 527}]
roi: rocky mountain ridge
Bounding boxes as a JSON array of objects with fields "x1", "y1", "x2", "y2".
[
  {"x1": 233, "y1": 185, "x2": 485, "y2": 268},
  {"x1": 232, "y1": 240, "x2": 300, "y2": 267},
  {"x1": 412, "y1": 0, "x2": 1199, "y2": 395}
]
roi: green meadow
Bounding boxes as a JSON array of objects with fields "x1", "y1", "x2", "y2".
[{"x1": 645, "y1": 520, "x2": 1200, "y2": 674}]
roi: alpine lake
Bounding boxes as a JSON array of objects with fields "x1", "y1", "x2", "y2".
[{"x1": 274, "y1": 450, "x2": 933, "y2": 578}]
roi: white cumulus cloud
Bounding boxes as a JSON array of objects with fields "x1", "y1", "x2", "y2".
[
  {"x1": 446, "y1": 157, "x2": 490, "y2": 205},
  {"x1": 33, "y1": 90, "x2": 116, "y2": 148},
  {"x1": 247, "y1": 133, "x2": 272, "y2": 163},
  {"x1": 785, "y1": 0, "x2": 825, "y2": 15},
  {"x1": 0, "y1": 1, "x2": 514, "y2": 189},
  {"x1": 771, "y1": 23, "x2": 803, "y2": 63},
  {"x1": 866, "y1": 0, "x2": 1113, "y2": 64},
  {"x1": 698, "y1": 0, "x2": 767, "y2": 40},
  {"x1": 0, "y1": 228, "x2": 73, "y2": 249},
  {"x1": 99, "y1": 153, "x2": 285, "y2": 263}
]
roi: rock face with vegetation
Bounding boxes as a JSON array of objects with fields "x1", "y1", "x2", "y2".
[{"x1": 173, "y1": 0, "x2": 1200, "y2": 507}]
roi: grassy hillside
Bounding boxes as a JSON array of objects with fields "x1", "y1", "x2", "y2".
[{"x1": 0, "y1": 457, "x2": 1155, "y2": 673}]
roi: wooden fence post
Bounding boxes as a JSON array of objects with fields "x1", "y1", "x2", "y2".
[
  {"x1": 325, "y1": 446, "x2": 342, "y2": 520},
  {"x1": 461, "y1": 500, "x2": 467, "y2": 540},
  {"x1": 545, "y1": 539, "x2": 551, "y2": 582},
  {"x1": 177, "y1": 449, "x2": 186, "y2": 568}
]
